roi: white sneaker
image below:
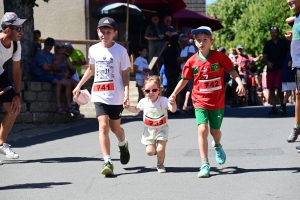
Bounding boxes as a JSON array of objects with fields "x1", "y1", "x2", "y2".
[
  {"x1": 157, "y1": 164, "x2": 166, "y2": 173},
  {"x1": 0, "y1": 143, "x2": 19, "y2": 159}
]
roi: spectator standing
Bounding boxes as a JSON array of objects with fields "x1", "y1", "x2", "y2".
[
  {"x1": 65, "y1": 42, "x2": 87, "y2": 79},
  {"x1": 134, "y1": 45, "x2": 149, "y2": 103},
  {"x1": 236, "y1": 44, "x2": 262, "y2": 105},
  {"x1": 0, "y1": 12, "x2": 26, "y2": 159},
  {"x1": 177, "y1": 34, "x2": 196, "y2": 111},
  {"x1": 162, "y1": 35, "x2": 181, "y2": 98},
  {"x1": 144, "y1": 15, "x2": 164, "y2": 62},
  {"x1": 263, "y1": 26, "x2": 288, "y2": 115},
  {"x1": 34, "y1": 37, "x2": 75, "y2": 115},
  {"x1": 161, "y1": 15, "x2": 178, "y2": 42},
  {"x1": 285, "y1": 0, "x2": 300, "y2": 145},
  {"x1": 73, "y1": 17, "x2": 131, "y2": 176},
  {"x1": 159, "y1": 64, "x2": 168, "y2": 96}
]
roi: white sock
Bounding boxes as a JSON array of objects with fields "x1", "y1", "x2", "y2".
[
  {"x1": 103, "y1": 155, "x2": 111, "y2": 163},
  {"x1": 118, "y1": 140, "x2": 126, "y2": 146}
]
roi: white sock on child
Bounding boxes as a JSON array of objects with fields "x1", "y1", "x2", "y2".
[
  {"x1": 118, "y1": 140, "x2": 126, "y2": 146},
  {"x1": 103, "y1": 155, "x2": 112, "y2": 163}
]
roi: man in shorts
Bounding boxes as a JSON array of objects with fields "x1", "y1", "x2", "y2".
[
  {"x1": 263, "y1": 26, "x2": 288, "y2": 115},
  {"x1": 0, "y1": 12, "x2": 26, "y2": 159}
]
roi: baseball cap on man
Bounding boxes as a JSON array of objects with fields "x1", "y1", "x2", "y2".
[
  {"x1": 1, "y1": 12, "x2": 27, "y2": 29},
  {"x1": 191, "y1": 26, "x2": 213, "y2": 38},
  {"x1": 217, "y1": 47, "x2": 226, "y2": 53},
  {"x1": 65, "y1": 42, "x2": 73, "y2": 49},
  {"x1": 236, "y1": 44, "x2": 243, "y2": 49},
  {"x1": 97, "y1": 17, "x2": 117, "y2": 30}
]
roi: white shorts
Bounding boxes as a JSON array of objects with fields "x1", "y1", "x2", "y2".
[
  {"x1": 141, "y1": 125, "x2": 169, "y2": 145},
  {"x1": 282, "y1": 82, "x2": 296, "y2": 92}
]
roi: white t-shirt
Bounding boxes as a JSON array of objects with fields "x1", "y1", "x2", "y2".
[
  {"x1": 89, "y1": 42, "x2": 130, "y2": 105},
  {"x1": 229, "y1": 54, "x2": 237, "y2": 63},
  {"x1": 137, "y1": 96, "x2": 169, "y2": 127},
  {"x1": 134, "y1": 56, "x2": 148, "y2": 80},
  {"x1": 0, "y1": 41, "x2": 21, "y2": 75},
  {"x1": 180, "y1": 45, "x2": 196, "y2": 70}
]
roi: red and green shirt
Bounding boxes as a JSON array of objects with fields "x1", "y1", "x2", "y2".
[{"x1": 182, "y1": 50, "x2": 235, "y2": 110}]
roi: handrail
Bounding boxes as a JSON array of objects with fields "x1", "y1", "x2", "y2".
[{"x1": 40, "y1": 38, "x2": 129, "y2": 47}]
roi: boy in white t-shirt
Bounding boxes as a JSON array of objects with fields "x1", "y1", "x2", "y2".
[
  {"x1": 134, "y1": 45, "x2": 150, "y2": 103},
  {"x1": 73, "y1": 17, "x2": 131, "y2": 176}
]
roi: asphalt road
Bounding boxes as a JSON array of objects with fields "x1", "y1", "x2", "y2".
[{"x1": 1, "y1": 105, "x2": 299, "y2": 200}]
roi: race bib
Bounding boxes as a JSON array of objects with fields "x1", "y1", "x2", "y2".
[
  {"x1": 199, "y1": 77, "x2": 222, "y2": 92},
  {"x1": 144, "y1": 115, "x2": 167, "y2": 127},
  {"x1": 93, "y1": 82, "x2": 114, "y2": 92}
]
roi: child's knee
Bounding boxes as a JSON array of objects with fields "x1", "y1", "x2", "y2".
[{"x1": 146, "y1": 145, "x2": 156, "y2": 156}]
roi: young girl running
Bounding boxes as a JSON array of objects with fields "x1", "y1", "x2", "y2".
[{"x1": 124, "y1": 76, "x2": 177, "y2": 173}]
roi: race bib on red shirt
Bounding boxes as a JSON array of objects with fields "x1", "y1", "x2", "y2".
[{"x1": 199, "y1": 77, "x2": 222, "y2": 92}]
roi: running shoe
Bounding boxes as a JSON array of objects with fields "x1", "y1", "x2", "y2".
[
  {"x1": 279, "y1": 106, "x2": 286, "y2": 115},
  {"x1": 296, "y1": 145, "x2": 300, "y2": 152},
  {"x1": 157, "y1": 164, "x2": 166, "y2": 173},
  {"x1": 212, "y1": 141, "x2": 226, "y2": 165},
  {"x1": 0, "y1": 143, "x2": 19, "y2": 159},
  {"x1": 119, "y1": 140, "x2": 130, "y2": 165},
  {"x1": 287, "y1": 128, "x2": 300, "y2": 143},
  {"x1": 198, "y1": 164, "x2": 210, "y2": 178},
  {"x1": 101, "y1": 162, "x2": 114, "y2": 176}
]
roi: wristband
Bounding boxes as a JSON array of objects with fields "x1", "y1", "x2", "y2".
[{"x1": 15, "y1": 92, "x2": 21, "y2": 97}]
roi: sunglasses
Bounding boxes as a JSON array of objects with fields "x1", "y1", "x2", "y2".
[
  {"x1": 144, "y1": 88, "x2": 158, "y2": 93},
  {"x1": 56, "y1": 46, "x2": 65, "y2": 49},
  {"x1": 270, "y1": 26, "x2": 278, "y2": 30},
  {"x1": 9, "y1": 27, "x2": 24, "y2": 32}
]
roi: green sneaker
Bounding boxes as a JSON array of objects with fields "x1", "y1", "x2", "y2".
[
  {"x1": 198, "y1": 164, "x2": 210, "y2": 178},
  {"x1": 101, "y1": 162, "x2": 114, "y2": 176},
  {"x1": 119, "y1": 140, "x2": 130, "y2": 165}
]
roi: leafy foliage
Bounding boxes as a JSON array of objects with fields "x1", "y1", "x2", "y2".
[{"x1": 208, "y1": 0, "x2": 294, "y2": 71}]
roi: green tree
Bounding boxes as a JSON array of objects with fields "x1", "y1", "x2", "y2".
[
  {"x1": 207, "y1": 0, "x2": 257, "y2": 48},
  {"x1": 208, "y1": 0, "x2": 293, "y2": 71}
]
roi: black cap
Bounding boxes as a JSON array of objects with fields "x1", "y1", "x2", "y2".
[{"x1": 97, "y1": 17, "x2": 117, "y2": 30}]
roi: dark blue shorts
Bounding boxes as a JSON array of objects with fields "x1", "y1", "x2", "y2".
[{"x1": 36, "y1": 74, "x2": 64, "y2": 83}]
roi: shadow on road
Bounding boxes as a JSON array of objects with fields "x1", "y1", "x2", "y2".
[
  {"x1": 103, "y1": 165, "x2": 300, "y2": 178},
  {"x1": 211, "y1": 166, "x2": 300, "y2": 176},
  {"x1": 0, "y1": 182, "x2": 71, "y2": 190},
  {"x1": 1, "y1": 157, "x2": 119, "y2": 164}
]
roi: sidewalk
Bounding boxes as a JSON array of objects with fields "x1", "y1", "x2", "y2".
[{"x1": 7, "y1": 118, "x2": 94, "y2": 143}]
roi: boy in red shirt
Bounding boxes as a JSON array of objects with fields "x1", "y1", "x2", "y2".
[{"x1": 169, "y1": 26, "x2": 245, "y2": 178}]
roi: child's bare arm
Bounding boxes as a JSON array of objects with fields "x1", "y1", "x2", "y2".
[{"x1": 125, "y1": 105, "x2": 140, "y2": 113}]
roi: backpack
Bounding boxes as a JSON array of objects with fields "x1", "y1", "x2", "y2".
[{"x1": 12, "y1": 41, "x2": 17, "y2": 55}]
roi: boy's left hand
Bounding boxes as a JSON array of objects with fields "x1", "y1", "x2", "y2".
[{"x1": 236, "y1": 84, "x2": 245, "y2": 96}]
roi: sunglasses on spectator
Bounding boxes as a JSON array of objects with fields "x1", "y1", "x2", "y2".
[
  {"x1": 270, "y1": 26, "x2": 278, "y2": 30},
  {"x1": 9, "y1": 27, "x2": 24, "y2": 32},
  {"x1": 144, "y1": 88, "x2": 159, "y2": 93},
  {"x1": 56, "y1": 46, "x2": 65, "y2": 49}
]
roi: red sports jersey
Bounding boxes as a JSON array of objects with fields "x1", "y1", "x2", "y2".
[{"x1": 182, "y1": 50, "x2": 235, "y2": 110}]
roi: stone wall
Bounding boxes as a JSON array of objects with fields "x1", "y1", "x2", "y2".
[{"x1": 0, "y1": 81, "x2": 88, "y2": 124}]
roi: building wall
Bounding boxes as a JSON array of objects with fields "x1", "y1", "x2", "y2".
[
  {"x1": 184, "y1": 0, "x2": 206, "y2": 14},
  {"x1": 0, "y1": 0, "x2": 87, "y2": 57}
]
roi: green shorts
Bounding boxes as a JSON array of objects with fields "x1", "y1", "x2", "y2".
[{"x1": 195, "y1": 108, "x2": 224, "y2": 129}]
